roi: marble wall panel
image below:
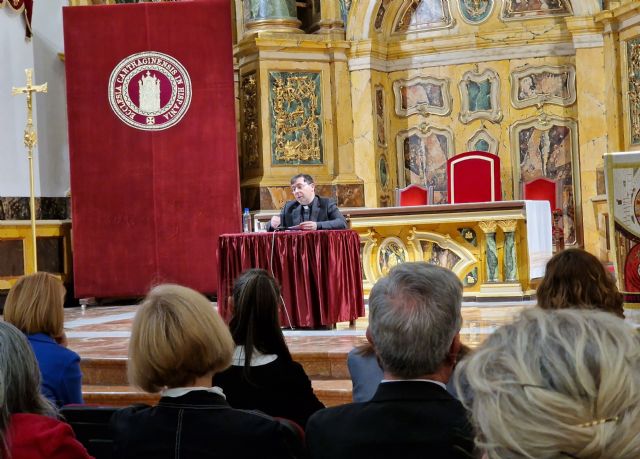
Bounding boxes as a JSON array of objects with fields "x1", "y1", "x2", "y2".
[{"x1": 0, "y1": 197, "x2": 69, "y2": 220}]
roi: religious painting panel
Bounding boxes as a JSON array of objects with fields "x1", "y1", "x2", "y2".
[
  {"x1": 393, "y1": 0, "x2": 453, "y2": 33},
  {"x1": 409, "y1": 229, "x2": 477, "y2": 275},
  {"x1": 457, "y1": 0, "x2": 494, "y2": 24},
  {"x1": 467, "y1": 129, "x2": 498, "y2": 154},
  {"x1": 604, "y1": 152, "x2": 640, "y2": 296},
  {"x1": 510, "y1": 116, "x2": 580, "y2": 245},
  {"x1": 393, "y1": 76, "x2": 452, "y2": 117},
  {"x1": 510, "y1": 64, "x2": 576, "y2": 109},
  {"x1": 624, "y1": 37, "x2": 640, "y2": 146},
  {"x1": 375, "y1": 85, "x2": 387, "y2": 147},
  {"x1": 377, "y1": 237, "x2": 408, "y2": 277},
  {"x1": 269, "y1": 71, "x2": 323, "y2": 165},
  {"x1": 420, "y1": 240, "x2": 461, "y2": 270},
  {"x1": 374, "y1": 0, "x2": 393, "y2": 30},
  {"x1": 339, "y1": 0, "x2": 352, "y2": 28},
  {"x1": 501, "y1": 0, "x2": 572, "y2": 21},
  {"x1": 396, "y1": 126, "x2": 454, "y2": 204},
  {"x1": 240, "y1": 73, "x2": 260, "y2": 174},
  {"x1": 459, "y1": 68, "x2": 502, "y2": 124}
]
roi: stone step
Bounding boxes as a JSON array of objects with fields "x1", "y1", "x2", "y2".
[
  {"x1": 80, "y1": 351, "x2": 353, "y2": 386},
  {"x1": 82, "y1": 378, "x2": 352, "y2": 408}
]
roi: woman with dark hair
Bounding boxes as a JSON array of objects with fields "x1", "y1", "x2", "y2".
[
  {"x1": 537, "y1": 248, "x2": 625, "y2": 318},
  {"x1": 214, "y1": 269, "x2": 324, "y2": 428},
  {"x1": 0, "y1": 321, "x2": 92, "y2": 459}
]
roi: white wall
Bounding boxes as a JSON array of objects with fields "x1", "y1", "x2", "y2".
[
  {"x1": 33, "y1": 0, "x2": 69, "y2": 196},
  {"x1": 0, "y1": 7, "x2": 36, "y2": 196},
  {"x1": 0, "y1": 1, "x2": 69, "y2": 197}
]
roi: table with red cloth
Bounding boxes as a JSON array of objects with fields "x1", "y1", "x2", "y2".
[{"x1": 217, "y1": 230, "x2": 365, "y2": 328}]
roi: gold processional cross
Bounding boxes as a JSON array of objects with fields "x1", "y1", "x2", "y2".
[{"x1": 12, "y1": 68, "x2": 48, "y2": 272}]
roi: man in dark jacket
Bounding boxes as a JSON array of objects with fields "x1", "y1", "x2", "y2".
[
  {"x1": 306, "y1": 263, "x2": 475, "y2": 459},
  {"x1": 269, "y1": 174, "x2": 346, "y2": 231}
]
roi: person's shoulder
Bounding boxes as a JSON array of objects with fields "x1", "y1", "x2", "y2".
[
  {"x1": 111, "y1": 403, "x2": 154, "y2": 427},
  {"x1": 316, "y1": 195, "x2": 337, "y2": 206},
  {"x1": 308, "y1": 401, "x2": 364, "y2": 425},
  {"x1": 10, "y1": 413, "x2": 91, "y2": 459}
]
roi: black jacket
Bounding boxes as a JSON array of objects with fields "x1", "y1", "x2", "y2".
[
  {"x1": 111, "y1": 390, "x2": 303, "y2": 458},
  {"x1": 271, "y1": 196, "x2": 346, "y2": 230},
  {"x1": 306, "y1": 381, "x2": 475, "y2": 459}
]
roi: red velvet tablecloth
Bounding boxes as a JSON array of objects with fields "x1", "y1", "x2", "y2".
[{"x1": 217, "y1": 230, "x2": 365, "y2": 328}]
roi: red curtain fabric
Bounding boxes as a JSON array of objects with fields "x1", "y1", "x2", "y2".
[
  {"x1": 217, "y1": 231, "x2": 365, "y2": 328},
  {"x1": 63, "y1": 1, "x2": 239, "y2": 297}
]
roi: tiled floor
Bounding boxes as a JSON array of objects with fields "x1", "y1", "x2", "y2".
[{"x1": 62, "y1": 302, "x2": 640, "y2": 359}]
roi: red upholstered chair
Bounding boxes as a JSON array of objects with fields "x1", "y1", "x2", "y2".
[
  {"x1": 522, "y1": 177, "x2": 564, "y2": 250},
  {"x1": 447, "y1": 151, "x2": 502, "y2": 204},
  {"x1": 396, "y1": 184, "x2": 429, "y2": 206}
]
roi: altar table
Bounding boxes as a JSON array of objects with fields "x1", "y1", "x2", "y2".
[{"x1": 217, "y1": 230, "x2": 365, "y2": 328}]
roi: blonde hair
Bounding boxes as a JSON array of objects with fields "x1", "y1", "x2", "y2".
[
  {"x1": 3, "y1": 272, "x2": 65, "y2": 337},
  {"x1": 455, "y1": 308, "x2": 640, "y2": 459},
  {"x1": 128, "y1": 284, "x2": 234, "y2": 393}
]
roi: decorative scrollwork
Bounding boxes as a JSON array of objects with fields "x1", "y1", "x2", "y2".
[
  {"x1": 241, "y1": 74, "x2": 259, "y2": 171},
  {"x1": 627, "y1": 38, "x2": 640, "y2": 145},
  {"x1": 269, "y1": 71, "x2": 323, "y2": 165}
]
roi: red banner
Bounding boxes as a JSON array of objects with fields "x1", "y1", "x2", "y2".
[{"x1": 63, "y1": 1, "x2": 239, "y2": 297}]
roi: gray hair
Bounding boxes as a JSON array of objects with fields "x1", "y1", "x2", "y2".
[
  {"x1": 368, "y1": 262, "x2": 462, "y2": 378},
  {"x1": 0, "y1": 321, "x2": 57, "y2": 451},
  {"x1": 455, "y1": 308, "x2": 640, "y2": 459}
]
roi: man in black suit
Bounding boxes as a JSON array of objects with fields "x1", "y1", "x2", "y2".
[
  {"x1": 269, "y1": 174, "x2": 346, "y2": 231},
  {"x1": 306, "y1": 262, "x2": 474, "y2": 459}
]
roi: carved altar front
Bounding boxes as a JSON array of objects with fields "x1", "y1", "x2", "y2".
[{"x1": 255, "y1": 200, "x2": 551, "y2": 298}]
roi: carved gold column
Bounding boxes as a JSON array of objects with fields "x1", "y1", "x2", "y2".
[
  {"x1": 478, "y1": 221, "x2": 499, "y2": 283},
  {"x1": 498, "y1": 220, "x2": 518, "y2": 283}
]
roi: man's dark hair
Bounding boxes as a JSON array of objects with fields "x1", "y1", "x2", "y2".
[{"x1": 290, "y1": 174, "x2": 314, "y2": 185}]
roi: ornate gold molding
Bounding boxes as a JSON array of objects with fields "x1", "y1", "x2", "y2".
[
  {"x1": 497, "y1": 219, "x2": 518, "y2": 232},
  {"x1": 478, "y1": 220, "x2": 498, "y2": 233}
]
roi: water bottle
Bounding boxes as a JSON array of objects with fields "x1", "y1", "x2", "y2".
[{"x1": 242, "y1": 208, "x2": 251, "y2": 232}]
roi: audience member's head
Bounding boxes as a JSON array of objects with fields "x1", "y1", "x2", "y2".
[
  {"x1": 4, "y1": 272, "x2": 66, "y2": 339},
  {"x1": 128, "y1": 284, "x2": 234, "y2": 393},
  {"x1": 230, "y1": 269, "x2": 291, "y2": 367},
  {"x1": 368, "y1": 262, "x2": 462, "y2": 379},
  {"x1": 537, "y1": 248, "x2": 624, "y2": 318},
  {"x1": 0, "y1": 321, "x2": 57, "y2": 452},
  {"x1": 456, "y1": 308, "x2": 640, "y2": 459}
]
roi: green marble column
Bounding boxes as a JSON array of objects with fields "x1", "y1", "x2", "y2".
[
  {"x1": 243, "y1": 0, "x2": 302, "y2": 34},
  {"x1": 479, "y1": 221, "x2": 499, "y2": 283},
  {"x1": 499, "y1": 220, "x2": 518, "y2": 283}
]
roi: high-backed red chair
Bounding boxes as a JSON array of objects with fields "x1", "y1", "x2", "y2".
[
  {"x1": 396, "y1": 184, "x2": 429, "y2": 206},
  {"x1": 522, "y1": 177, "x2": 560, "y2": 210},
  {"x1": 447, "y1": 151, "x2": 502, "y2": 204},
  {"x1": 522, "y1": 177, "x2": 564, "y2": 250}
]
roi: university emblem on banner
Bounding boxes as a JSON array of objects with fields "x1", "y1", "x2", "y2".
[{"x1": 108, "y1": 51, "x2": 192, "y2": 131}]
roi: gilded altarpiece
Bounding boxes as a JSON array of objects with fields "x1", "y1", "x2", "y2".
[
  {"x1": 396, "y1": 126, "x2": 454, "y2": 204},
  {"x1": 240, "y1": 74, "x2": 260, "y2": 174},
  {"x1": 511, "y1": 116, "x2": 581, "y2": 245},
  {"x1": 625, "y1": 37, "x2": 640, "y2": 146},
  {"x1": 269, "y1": 71, "x2": 323, "y2": 165}
]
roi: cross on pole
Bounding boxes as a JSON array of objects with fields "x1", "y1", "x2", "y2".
[{"x1": 12, "y1": 68, "x2": 48, "y2": 273}]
